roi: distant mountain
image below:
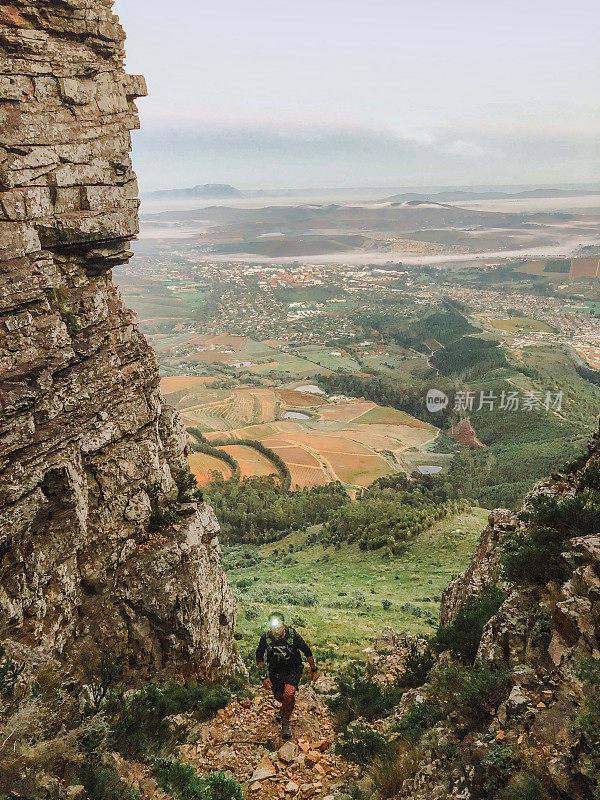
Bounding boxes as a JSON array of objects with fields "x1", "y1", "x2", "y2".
[
  {"x1": 384, "y1": 187, "x2": 599, "y2": 203},
  {"x1": 146, "y1": 183, "x2": 244, "y2": 199}
]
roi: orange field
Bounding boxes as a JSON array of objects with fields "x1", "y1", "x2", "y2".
[
  {"x1": 326, "y1": 452, "x2": 391, "y2": 485},
  {"x1": 288, "y1": 463, "x2": 330, "y2": 488},
  {"x1": 318, "y1": 400, "x2": 375, "y2": 422},
  {"x1": 219, "y1": 444, "x2": 276, "y2": 478},
  {"x1": 570, "y1": 258, "x2": 600, "y2": 279},
  {"x1": 353, "y1": 406, "x2": 432, "y2": 428},
  {"x1": 261, "y1": 442, "x2": 323, "y2": 467},
  {"x1": 188, "y1": 451, "x2": 232, "y2": 485},
  {"x1": 167, "y1": 375, "x2": 438, "y2": 489},
  {"x1": 160, "y1": 376, "x2": 217, "y2": 394},
  {"x1": 276, "y1": 389, "x2": 325, "y2": 407}
]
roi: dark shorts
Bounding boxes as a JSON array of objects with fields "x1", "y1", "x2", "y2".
[{"x1": 269, "y1": 665, "x2": 303, "y2": 694}]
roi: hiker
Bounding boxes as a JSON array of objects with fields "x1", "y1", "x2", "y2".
[{"x1": 256, "y1": 611, "x2": 319, "y2": 739}]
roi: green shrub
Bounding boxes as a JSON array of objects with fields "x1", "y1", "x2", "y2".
[
  {"x1": 577, "y1": 465, "x2": 600, "y2": 491},
  {"x1": 259, "y1": 586, "x2": 318, "y2": 607},
  {"x1": 503, "y1": 495, "x2": 600, "y2": 585},
  {"x1": 175, "y1": 469, "x2": 199, "y2": 501},
  {"x1": 572, "y1": 659, "x2": 600, "y2": 795},
  {"x1": 495, "y1": 772, "x2": 550, "y2": 800},
  {"x1": 148, "y1": 506, "x2": 179, "y2": 533},
  {"x1": 481, "y1": 743, "x2": 517, "y2": 795},
  {"x1": 327, "y1": 664, "x2": 403, "y2": 728},
  {"x1": 154, "y1": 759, "x2": 244, "y2": 800},
  {"x1": 334, "y1": 722, "x2": 395, "y2": 764},
  {"x1": 529, "y1": 607, "x2": 552, "y2": 650},
  {"x1": 79, "y1": 760, "x2": 141, "y2": 800},
  {"x1": 432, "y1": 588, "x2": 505, "y2": 662},
  {"x1": 60, "y1": 308, "x2": 81, "y2": 336},
  {"x1": 84, "y1": 653, "x2": 124, "y2": 713},
  {"x1": 396, "y1": 644, "x2": 434, "y2": 690},
  {"x1": 393, "y1": 699, "x2": 443, "y2": 742},
  {"x1": 0, "y1": 642, "x2": 23, "y2": 695},
  {"x1": 435, "y1": 664, "x2": 510, "y2": 724},
  {"x1": 370, "y1": 741, "x2": 421, "y2": 798},
  {"x1": 111, "y1": 683, "x2": 230, "y2": 759}
]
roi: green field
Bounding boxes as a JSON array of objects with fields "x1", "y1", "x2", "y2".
[
  {"x1": 224, "y1": 506, "x2": 489, "y2": 673},
  {"x1": 490, "y1": 316, "x2": 554, "y2": 333}
]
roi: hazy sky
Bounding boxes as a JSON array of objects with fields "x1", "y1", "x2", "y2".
[{"x1": 114, "y1": 0, "x2": 599, "y2": 191}]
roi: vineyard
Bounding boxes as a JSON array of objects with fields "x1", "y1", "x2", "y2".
[{"x1": 162, "y1": 378, "x2": 438, "y2": 489}]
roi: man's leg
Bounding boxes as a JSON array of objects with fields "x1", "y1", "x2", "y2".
[
  {"x1": 281, "y1": 683, "x2": 296, "y2": 721},
  {"x1": 271, "y1": 675, "x2": 284, "y2": 722}
]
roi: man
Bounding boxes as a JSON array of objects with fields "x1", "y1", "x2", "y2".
[{"x1": 256, "y1": 611, "x2": 319, "y2": 740}]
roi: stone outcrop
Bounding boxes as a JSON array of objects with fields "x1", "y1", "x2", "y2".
[
  {"x1": 390, "y1": 447, "x2": 600, "y2": 799},
  {"x1": 367, "y1": 627, "x2": 429, "y2": 685},
  {"x1": 440, "y1": 507, "x2": 516, "y2": 625},
  {"x1": 0, "y1": 1, "x2": 239, "y2": 676}
]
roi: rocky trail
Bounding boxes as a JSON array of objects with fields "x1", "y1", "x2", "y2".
[
  {"x1": 180, "y1": 683, "x2": 358, "y2": 799},
  {"x1": 116, "y1": 682, "x2": 358, "y2": 799}
]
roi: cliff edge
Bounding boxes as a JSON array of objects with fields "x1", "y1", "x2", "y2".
[{"x1": 0, "y1": 0, "x2": 239, "y2": 676}]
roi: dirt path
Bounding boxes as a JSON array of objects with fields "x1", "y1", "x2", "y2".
[{"x1": 177, "y1": 683, "x2": 357, "y2": 799}]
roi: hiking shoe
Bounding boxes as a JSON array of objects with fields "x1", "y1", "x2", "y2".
[
  {"x1": 274, "y1": 711, "x2": 282, "y2": 723},
  {"x1": 281, "y1": 721, "x2": 292, "y2": 740}
]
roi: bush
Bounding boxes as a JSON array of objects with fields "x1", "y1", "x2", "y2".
[
  {"x1": 84, "y1": 653, "x2": 124, "y2": 713},
  {"x1": 394, "y1": 699, "x2": 443, "y2": 742},
  {"x1": 79, "y1": 760, "x2": 141, "y2": 800},
  {"x1": 432, "y1": 588, "x2": 505, "y2": 662},
  {"x1": 327, "y1": 664, "x2": 403, "y2": 728},
  {"x1": 396, "y1": 644, "x2": 434, "y2": 690},
  {"x1": 503, "y1": 494, "x2": 600, "y2": 585},
  {"x1": 111, "y1": 683, "x2": 230, "y2": 759},
  {"x1": 175, "y1": 469, "x2": 199, "y2": 502},
  {"x1": 435, "y1": 664, "x2": 510, "y2": 724},
  {"x1": 481, "y1": 743, "x2": 517, "y2": 795},
  {"x1": 0, "y1": 642, "x2": 23, "y2": 695},
  {"x1": 154, "y1": 759, "x2": 244, "y2": 800},
  {"x1": 572, "y1": 659, "x2": 600, "y2": 794},
  {"x1": 393, "y1": 664, "x2": 510, "y2": 743},
  {"x1": 148, "y1": 506, "x2": 178, "y2": 533},
  {"x1": 259, "y1": 586, "x2": 318, "y2": 607},
  {"x1": 495, "y1": 772, "x2": 550, "y2": 800},
  {"x1": 334, "y1": 721, "x2": 395, "y2": 764},
  {"x1": 370, "y1": 740, "x2": 421, "y2": 798}
]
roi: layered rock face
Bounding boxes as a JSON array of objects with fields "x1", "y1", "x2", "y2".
[{"x1": 0, "y1": 1, "x2": 239, "y2": 676}]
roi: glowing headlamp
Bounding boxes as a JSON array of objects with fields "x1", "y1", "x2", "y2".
[{"x1": 270, "y1": 617, "x2": 282, "y2": 628}]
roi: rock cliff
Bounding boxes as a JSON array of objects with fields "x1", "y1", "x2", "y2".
[
  {"x1": 0, "y1": 0, "x2": 239, "y2": 677},
  {"x1": 377, "y1": 439, "x2": 600, "y2": 799}
]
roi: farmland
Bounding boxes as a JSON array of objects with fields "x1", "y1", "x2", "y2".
[
  {"x1": 162, "y1": 377, "x2": 438, "y2": 489},
  {"x1": 489, "y1": 316, "x2": 554, "y2": 333}
]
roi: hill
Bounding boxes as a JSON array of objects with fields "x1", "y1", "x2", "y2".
[
  {"x1": 384, "y1": 187, "x2": 599, "y2": 202},
  {"x1": 146, "y1": 183, "x2": 244, "y2": 199}
]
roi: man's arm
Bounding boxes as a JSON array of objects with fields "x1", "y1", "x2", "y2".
[
  {"x1": 256, "y1": 634, "x2": 271, "y2": 689},
  {"x1": 256, "y1": 633, "x2": 267, "y2": 667},
  {"x1": 295, "y1": 632, "x2": 319, "y2": 680}
]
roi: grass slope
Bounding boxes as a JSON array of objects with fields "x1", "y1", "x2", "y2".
[{"x1": 225, "y1": 506, "x2": 489, "y2": 673}]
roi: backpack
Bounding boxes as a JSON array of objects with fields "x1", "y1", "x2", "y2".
[{"x1": 265, "y1": 626, "x2": 296, "y2": 664}]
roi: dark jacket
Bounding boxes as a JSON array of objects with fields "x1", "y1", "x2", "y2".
[{"x1": 256, "y1": 627, "x2": 312, "y2": 672}]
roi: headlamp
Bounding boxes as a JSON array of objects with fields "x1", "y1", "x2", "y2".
[{"x1": 270, "y1": 617, "x2": 282, "y2": 628}]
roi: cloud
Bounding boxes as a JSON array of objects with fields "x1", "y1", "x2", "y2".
[
  {"x1": 440, "y1": 139, "x2": 488, "y2": 158},
  {"x1": 130, "y1": 121, "x2": 599, "y2": 191}
]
